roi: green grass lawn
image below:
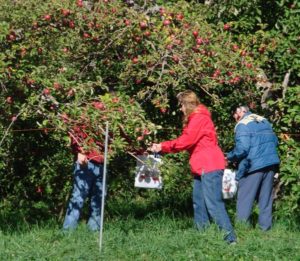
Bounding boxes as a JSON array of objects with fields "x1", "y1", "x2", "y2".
[{"x1": 0, "y1": 215, "x2": 299, "y2": 261}]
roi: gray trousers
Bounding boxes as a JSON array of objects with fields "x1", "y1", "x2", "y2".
[{"x1": 236, "y1": 167, "x2": 275, "y2": 230}]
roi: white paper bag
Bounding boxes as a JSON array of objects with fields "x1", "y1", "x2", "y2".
[
  {"x1": 222, "y1": 169, "x2": 237, "y2": 199},
  {"x1": 134, "y1": 154, "x2": 163, "y2": 189}
]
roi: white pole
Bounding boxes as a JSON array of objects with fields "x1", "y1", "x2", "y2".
[{"x1": 99, "y1": 122, "x2": 109, "y2": 252}]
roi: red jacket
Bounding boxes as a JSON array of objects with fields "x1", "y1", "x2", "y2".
[
  {"x1": 161, "y1": 105, "x2": 225, "y2": 175},
  {"x1": 70, "y1": 125, "x2": 104, "y2": 164}
]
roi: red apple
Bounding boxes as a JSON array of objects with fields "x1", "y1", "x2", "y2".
[
  {"x1": 43, "y1": 88, "x2": 50, "y2": 95},
  {"x1": 172, "y1": 55, "x2": 180, "y2": 63},
  {"x1": 232, "y1": 45, "x2": 239, "y2": 52},
  {"x1": 176, "y1": 13, "x2": 184, "y2": 20},
  {"x1": 213, "y1": 69, "x2": 221, "y2": 78},
  {"x1": 139, "y1": 21, "x2": 147, "y2": 30},
  {"x1": 32, "y1": 21, "x2": 38, "y2": 29},
  {"x1": 77, "y1": 0, "x2": 83, "y2": 7},
  {"x1": 223, "y1": 24, "x2": 231, "y2": 31},
  {"x1": 163, "y1": 19, "x2": 171, "y2": 26},
  {"x1": 258, "y1": 46, "x2": 265, "y2": 54},
  {"x1": 240, "y1": 50, "x2": 247, "y2": 56},
  {"x1": 36, "y1": 186, "x2": 43, "y2": 193},
  {"x1": 20, "y1": 48, "x2": 27, "y2": 57},
  {"x1": 112, "y1": 97, "x2": 119, "y2": 103},
  {"x1": 132, "y1": 57, "x2": 138, "y2": 64},
  {"x1": 61, "y1": 9, "x2": 71, "y2": 16},
  {"x1": 69, "y1": 20, "x2": 75, "y2": 28},
  {"x1": 160, "y1": 108, "x2": 167, "y2": 114},
  {"x1": 6, "y1": 96, "x2": 13, "y2": 104},
  {"x1": 44, "y1": 14, "x2": 51, "y2": 21},
  {"x1": 144, "y1": 31, "x2": 151, "y2": 37},
  {"x1": 159, "y1": 8, "x2": 165, "y2": 16},
  {"x1": 83, "y1": 32, "x2": 90, "y2": 38},
  {"x1": 7, "y1": 33, "x2": 16, "y2": 41},
  {"x1": 192, "y1": 31, "x2": 198, "y2": 38},
  {"x1": 67, "y1": 89, "x2": 75, "y2": 97},
  {"x1": 92, "y1": 101, "x2": 105, "y2": 110},
  {"x1": 196, "y1": 37, "x2": 204, "y2": 45},
  {"x1": 124, "y1": 19, "x2": 131, "y2": 26},
  {"x1": 134, "y1": 36, "x2": 141, "y2": 43},
  {"x1": 53, "y1": 82, "x2": 61, "y2": 90}
]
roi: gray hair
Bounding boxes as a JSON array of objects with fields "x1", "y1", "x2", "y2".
[{"x1": 236, "y1": 105, "x2": 249, "y2": 113}]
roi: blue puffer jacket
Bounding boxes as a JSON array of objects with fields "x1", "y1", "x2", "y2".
[{"x1": 227, "y1": 112, "x2": 280, "y2": 174}]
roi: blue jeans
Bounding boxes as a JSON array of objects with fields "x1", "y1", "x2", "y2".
[
  {"x1": 237, "y1": 167, "x2": 275, "y2": 230},
  {"x1": 193, "y1": 170, "x2": 236, "y2": 243},
  {"x1": 63, "y1": 161, "x2": 104, "y2": 231}
]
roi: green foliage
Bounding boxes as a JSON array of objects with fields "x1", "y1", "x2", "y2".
[
  {"x1": 270, "y1": 86, "x2": 300, "y2": 221},
  {"x1": 0, "y1": 0, "x2": 299, "y2": 223}
]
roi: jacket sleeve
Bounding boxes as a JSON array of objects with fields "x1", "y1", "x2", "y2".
[
  {"x1": 227, "y1": 124, "x2": 250, "y2": 162},
  {"x1": 161, "y1": 115, "x2": 209, "y2": 153}
]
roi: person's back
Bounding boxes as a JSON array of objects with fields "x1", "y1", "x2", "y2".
[{"x1": 234, "y1": 112, "x2": 279, "y2": 173}]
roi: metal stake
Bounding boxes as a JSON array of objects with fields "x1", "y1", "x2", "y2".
[{"x1": 99, "y1": 122, "x2": 109, "y2": 252}]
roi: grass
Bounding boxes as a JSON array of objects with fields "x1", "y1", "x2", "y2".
[{"x1": 0, "y1": 215, "x2": 299, "y2": 261}]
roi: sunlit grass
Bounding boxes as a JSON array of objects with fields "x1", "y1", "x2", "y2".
[{"x1": 0, "y1": 215, "x2": 299, "y2": 260}]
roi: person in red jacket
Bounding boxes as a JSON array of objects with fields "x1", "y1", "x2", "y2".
[{"x1": 149, "y1": 90, "x2": 236, "y2": 244}]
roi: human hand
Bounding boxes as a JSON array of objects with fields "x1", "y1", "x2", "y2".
[
  {"x1": 148, "y1": 143, "x2": 162, "y2": 153},
  {"x1": 77, "y1": 153, "x2": 88, "y2": 165}
]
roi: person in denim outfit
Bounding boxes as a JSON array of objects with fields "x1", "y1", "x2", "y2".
[
  {"x1": 150, "y1": 90, "x2": 236, "y2": 244},
  {"x1": 227, "y1": 106, "x2": 280, "y2": 230},
  {"x1": 63, "y1": 104, "x2": 105, "y2": 231}
]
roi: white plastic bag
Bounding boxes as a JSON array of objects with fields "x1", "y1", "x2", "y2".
[
  {"x1": 134, "y1": 154, "x2": 163, "y2": 189},
  {"x1": 222, "y1": 169, "x2": 237, "y2": 199}
]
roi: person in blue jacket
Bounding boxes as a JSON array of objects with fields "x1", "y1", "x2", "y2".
[{"x1": 226, "y1": 105, "x2": 280, "y2": 230}]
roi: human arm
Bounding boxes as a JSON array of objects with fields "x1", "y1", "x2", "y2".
[
  {"x1": 226, "y1": 124, "x2": 251, "y2": 162},
  {"x1": 160, "y1": 115, "x2": 211, "y2": 153}
]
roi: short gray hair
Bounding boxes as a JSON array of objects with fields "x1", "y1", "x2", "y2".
[{"x1": 236, "y1": 105, "x2": 249, "y2": 113}]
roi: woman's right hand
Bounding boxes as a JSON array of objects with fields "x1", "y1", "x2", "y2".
[{"x1": 148, "y1": 143, "x2": 162, "y2": 153}]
